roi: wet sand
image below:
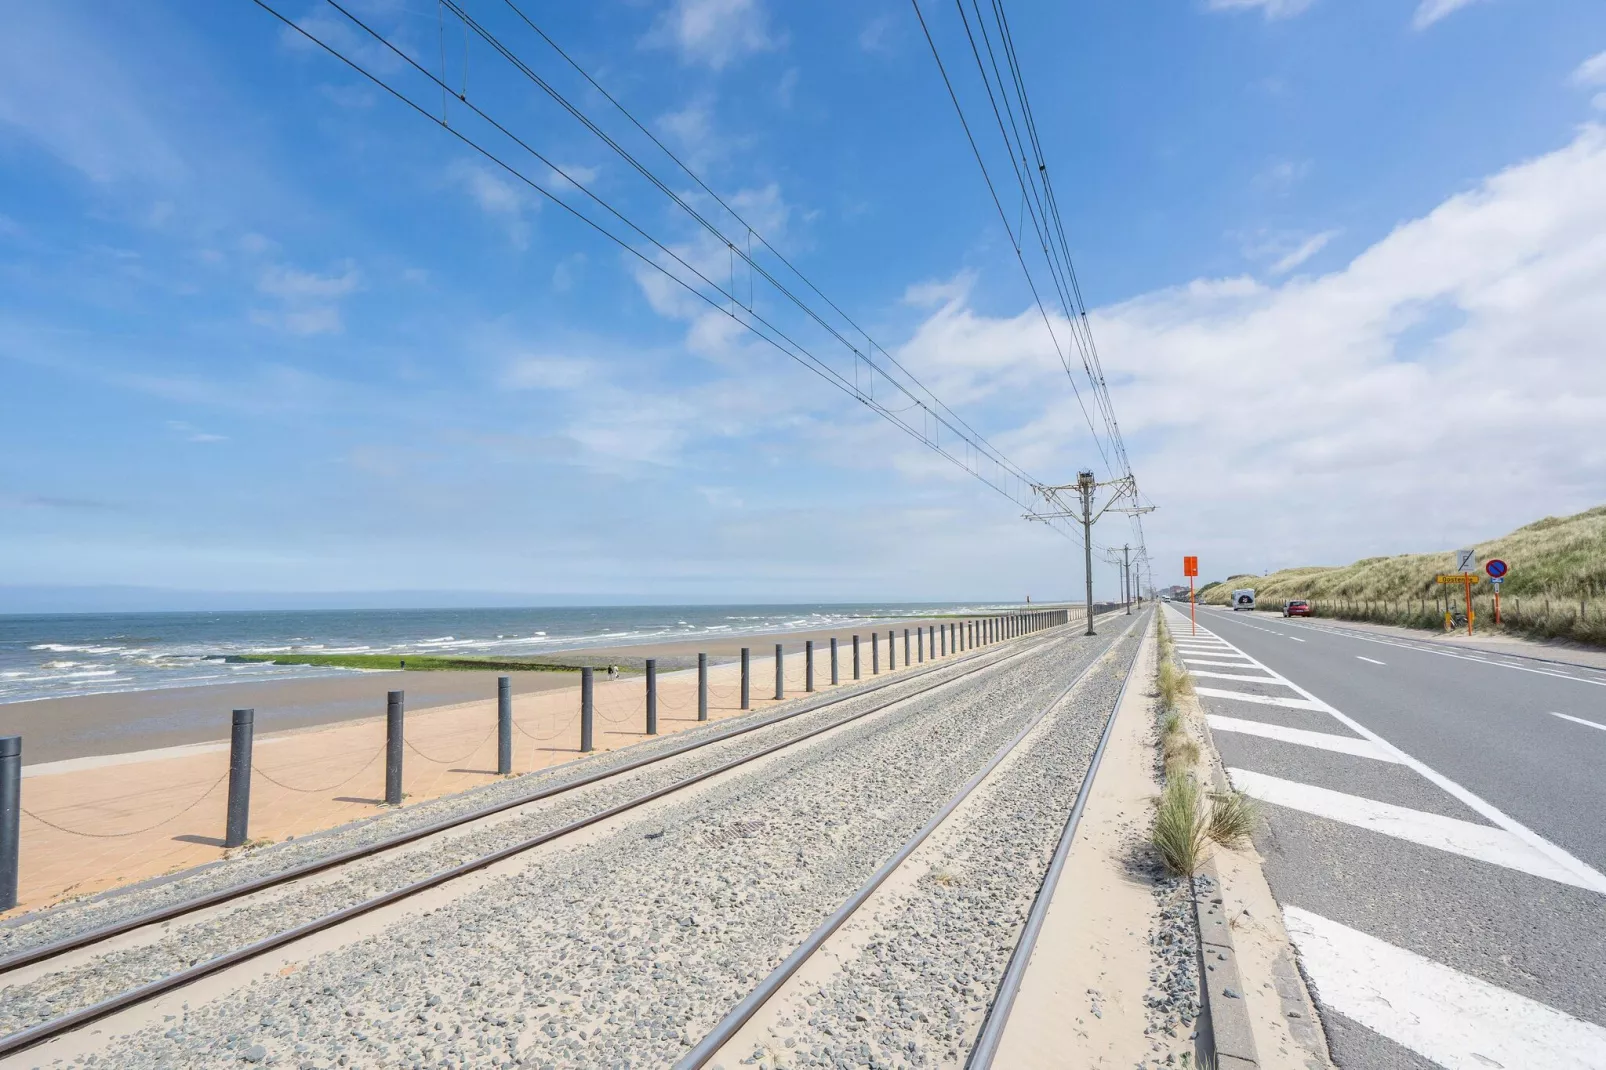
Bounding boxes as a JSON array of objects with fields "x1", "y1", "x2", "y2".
[{"x1": 2, "y1": 617, "x2": 974, "y2": 766}]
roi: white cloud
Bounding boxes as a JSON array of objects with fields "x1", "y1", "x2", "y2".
[
  {"x1": 165, "y1": 420, "x2": 227, "y2": 444},
  {"x1": 258, "y1": 263, "x2": 360, "y2": 300},
  {"x1": 502, "y1": 355, "x2": 595, "y2": 392},
  {"x1": 896, "y1": 125, "x2": 1606, "y2": 581},
  {"x1": 1255, "y1": 158, "x2": 1312, "y2": 194},
  {"x1": 644, "y1": 0, "x2": 780, "y2": 70},
  {"x1": 0, "y1": 5, "x2": 184, "y2": 185},
  {"x1": 449, "y1": 161, "x2": 534, "y2": 248},
  {"x1": 545, "y1": 164, "x2": 600, "y2": 194},
  {"x1": 1412, "y1": 0, "x2": 1483, "y2": 30},
  {"x1": 1204, "y1": 0, "x2": 1315, "y2": 20},
  {"x1": 252, "y1": 262, "x2": 360, "y2": 335},
  {"x1": 859, "y1": 15, "x2": 895, "y2": 52},
  {"x1": 1574, "y1": 50, "x2": 1606, "y2": 87},
  {"x1": 1269, "y1": 230, "x2": 1337, "y2": 274}
]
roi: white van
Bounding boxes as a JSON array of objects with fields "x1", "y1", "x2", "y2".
[{"x1": 1231, "y1": 588, "x2": 1256, "y2": 611}]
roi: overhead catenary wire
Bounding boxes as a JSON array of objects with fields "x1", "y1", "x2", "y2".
[
  {"x1": 910, "y1": 0, "x2": 1151, "y2": 570},
  {"x1": 249, "y1": 0, "x2": 1085, "y2": 543}
]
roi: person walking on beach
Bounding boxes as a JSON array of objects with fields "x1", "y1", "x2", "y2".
[{"x1": 607, "y1": 664, "x2": 619, "y2": 681}]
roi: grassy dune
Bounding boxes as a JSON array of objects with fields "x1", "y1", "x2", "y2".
[{"x1": 1197, "y1": 505, "x2": 1606, "y2": 645}]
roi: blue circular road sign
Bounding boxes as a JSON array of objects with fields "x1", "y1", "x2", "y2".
[{"x1": 1485, "y1": 559, "x2": 1508, "y2": 578}]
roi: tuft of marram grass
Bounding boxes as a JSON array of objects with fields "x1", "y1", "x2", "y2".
[
  {"x1": 1161, "y1": 710, "x2": 1182, "y2": 737},
  {"x1": 1153, "y1": 777, "x2": 1209, "y2": 876},
  {"x1": 1157, "y1": 661, "x2": 1194, "y2": 710},
  {"x1": 1207, "y1": 791, "x2": 1258, "y2": 847}
]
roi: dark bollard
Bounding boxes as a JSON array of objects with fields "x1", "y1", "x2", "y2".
[
  {"x1": 741, "y1": 648, "x2": 751, "y2": 710},
  {"x1": 1, "y1": 735, "x2": 20, "y2": 912},
  {"x1": 902, "y1": 629, "x2": 909, "y2": 667},
  {"x1": 224, "y1": 709, "x2": 254, "y2": 848},
  {"x1": 830, "y1": 637, "x2": 839, "y2": 685},
  {"x1": 890, "y1": 630, "x2": 898, "y2": 671},
  {"x1": 941, "y1": 625, "x2": 947, "y2": 657},
  {"x1": 872, "y1": 632, "x2": 880, "y2": 674},
  {"x1": 385, "y1": 691, "x2": 405, "y2": 806},
  {"x1": 581, "y1": 668, "x2": 595, "y2": 752},
  {"x1": 918, "y1": 627, "x2": 925, "y2": 663},
  {"x1": 806, "y1": 640, "x2": 815, "y2": 692},
  {"x1": 497, "y1": 676, "x2": 513, "y2": 775},
  {"x1": 774, "y1": 644, "x2": 785, "y2": 701},
  {"x1": 646, "y1": 659, "x2": 658, "y2": 735},
  {"x1": 698, "y1": 653, "x2": 709, "y2": 721},
  {"x1": 853, "y1": 634, "x2": 861, "y2": 679}
]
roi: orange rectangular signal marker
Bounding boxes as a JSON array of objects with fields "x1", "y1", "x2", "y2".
[{"x1": 1183, "y1": 556, "x2": 1198, "y2": 577}]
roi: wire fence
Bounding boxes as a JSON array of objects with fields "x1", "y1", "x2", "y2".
[{"x1": 1302, "y1": 595, "x2": 1606, "y2": 645}]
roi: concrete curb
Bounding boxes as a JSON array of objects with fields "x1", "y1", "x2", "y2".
[{"x1": 1194, "y1": 861, "x2": 1256, "y2": 1069}]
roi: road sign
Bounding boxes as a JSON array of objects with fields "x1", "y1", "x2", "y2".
[
  {"x1": 1183, "y1": 556, "x2": 1198, "y2": 578},
  {"x1": 1491, "y1": 577, "x2": 1503, "y2": 588},
  {"x1": 1455, "y1": 548, "x2": 1477, "y2": 573},
  {"x1": 1436, "y1": 574, "x2": 1480, "y2": 584},
  {"x1": 1485, "y1": 558, "x2": 1508, "y2": 579}
]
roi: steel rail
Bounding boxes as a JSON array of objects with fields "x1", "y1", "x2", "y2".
[
  {"x1": 0, "y1": 624, "x2": 1047, "y2": 977},
  {"x1": 674, "y1": 612, "x2": 1145, "y2": 1069},
  {"x1": 965, "y1": 608, "x2": 1150, "y2": 1067},
  {"x1": 0, "y1": 626, "x2": 1076, "y2": 1059}
]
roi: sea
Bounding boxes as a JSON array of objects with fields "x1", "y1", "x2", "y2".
[{"x1": 0, "y1": 602, "x2": 1022, "y2": 704}]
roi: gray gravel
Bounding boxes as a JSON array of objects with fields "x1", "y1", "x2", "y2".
[
  {"x1": 732, "y1": 622, "x2": 1142, "y2": 1068},
  {"x1": 0, "y1": 641, "x2": 1050, "y2": 1038},
  {"x1": 19, "y1": 627, "x2": 1115, "y2": 1068}
]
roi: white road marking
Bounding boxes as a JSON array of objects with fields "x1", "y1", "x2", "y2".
[
  {"x1": 1552, "y1": 712, "x2": 1606, "y2": 733},
  {"x1": 1181, "y1": 659, "x2": 1262, "y2": 670},
  {"x1": 1227, "y1": 769, "x2": 1596, "y2": 891},
  {"x1": 1282, "y1": 906, "x2": 1606, "y2": 1070},
  {"x1": 1356, "y1": 656, "x2": 1386, "y2": 665},
  {"x1": 1207, "y1": 716, "x2": 1401, "y2": 762},
  {"x1": 1188, "y1": 670, "x2": 1284, "y2": 683},
  {"x1": 1162, "y1": 606, "x2": 1606, "y2": 895},
  {"x1": 1288, "y1": 636, "x2": 1306, "y2": 642},
  {"x1": 1294, "y1": 622, "x2": 1606, "y2": 688},
  {"x1": 1195, "y1": 687, "x2": 1325, "y2": 711}
]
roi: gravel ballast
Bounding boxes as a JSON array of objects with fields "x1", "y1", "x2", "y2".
[
  {"x1": 730, "y1": 621, "x2": 1143, "y2": 1068},
  {"x1": 12, "y1": 626, "x2": 1119, "y2": 1068}
]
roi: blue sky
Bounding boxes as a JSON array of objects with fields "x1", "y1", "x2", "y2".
[{"x1": 2, "y1": 0, "x2": 1605, "y2": 609}]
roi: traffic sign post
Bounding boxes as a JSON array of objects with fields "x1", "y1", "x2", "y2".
[
  {"x1": 1436, "y1": 572, "x2": 1479, "y2": 636},
  {"x1": 1485, "y1": 560, "x2": 1508, "y2": 623},
  {"x1": 1183, "y1": 556, "x2": 1199, "y2": 635}
]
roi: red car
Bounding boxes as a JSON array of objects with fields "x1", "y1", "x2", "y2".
[{"x1": 1283, "y1": 600, "x2": 1311, "y2": 617}]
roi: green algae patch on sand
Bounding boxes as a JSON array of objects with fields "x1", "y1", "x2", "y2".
[{"x1": 222, "y1": 653, "x2": 583, "y2": 673}]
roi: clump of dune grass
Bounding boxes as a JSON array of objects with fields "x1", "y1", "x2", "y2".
[
  {"x1": 1207, "y1": 791, "x2": 1257, "y2": 848},
  {"x1": 1157, "y1": 660, "x2": 1194, "y2": 711},
  {"x1": 1163, "y1": 735, "x2": 1201, "y2": 782},
  {"x1": 1153, "y1": 777, "x2": 1209, "y2": 876}
]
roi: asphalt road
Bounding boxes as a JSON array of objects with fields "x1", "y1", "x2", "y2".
[{"x1": 1166, "y1": 604, "x2": 1606, "y2": 1070}]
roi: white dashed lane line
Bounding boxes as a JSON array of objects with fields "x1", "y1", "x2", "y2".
[
  {"x1": 1553, "y1": 712, "x2": 1606, "y2": 733},
  {"x1": 1283, "y1": 907, "x2": 1606, "y2": 1070},
  {"x1": 1356, "y1": 656, "x2": 1385, "y2": 665}
]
